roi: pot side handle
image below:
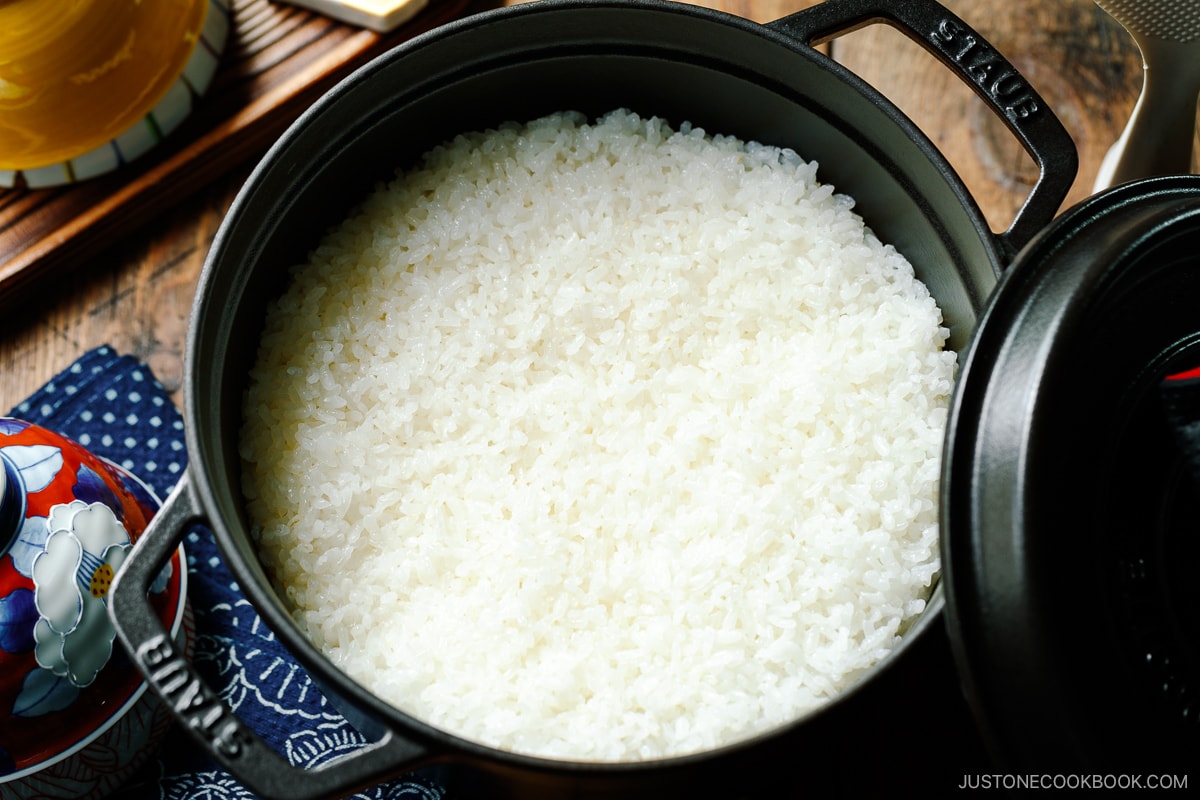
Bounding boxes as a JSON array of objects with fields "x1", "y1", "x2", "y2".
[
  {"x1": 109, "y1": 471, "x2": 429, "y2": 800},
  {"x1": 768, "y1": 0, "x2": 1078, "y2": 261}
]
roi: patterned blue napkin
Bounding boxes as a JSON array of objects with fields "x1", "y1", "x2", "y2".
[{"x1": 9, "y1": 346, "x2": 447, "y2": 800}]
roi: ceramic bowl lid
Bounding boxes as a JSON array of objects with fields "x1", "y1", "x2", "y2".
[{"x1": 0, "y1": 418, "x2": 187, "y2": 781}]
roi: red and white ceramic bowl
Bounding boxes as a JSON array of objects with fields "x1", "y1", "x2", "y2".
[{"x1": 0, "y1": 418, "x2": 190, "y2": 800}]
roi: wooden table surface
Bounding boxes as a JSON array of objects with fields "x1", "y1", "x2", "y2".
[{"x1": 1, "y1": 0, "x2": 1182, "y2": 413}]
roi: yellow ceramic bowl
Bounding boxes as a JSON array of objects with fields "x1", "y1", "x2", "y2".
[{"x1": 0, "y1": 0, "x2": 229, "y2": 188}]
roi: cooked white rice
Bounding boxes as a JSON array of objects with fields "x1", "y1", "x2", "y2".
[{"x1": 240, "y1": 109, "x2": 956, "y2": 762}]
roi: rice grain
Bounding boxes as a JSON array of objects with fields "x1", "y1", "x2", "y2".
[{"x1": 240, "y1": 109, "x2": 956, "y2": 762}]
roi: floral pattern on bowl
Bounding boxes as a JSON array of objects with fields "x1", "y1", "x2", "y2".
[{"x1": 0, "y1": 417, "x2": 189, "y2": 797}]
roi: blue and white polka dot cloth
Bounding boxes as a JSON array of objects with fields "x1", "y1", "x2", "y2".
[
  {"x1": 10, "y1": 347, "x2": 448, "y2": 799},
  {"x1": 11, "y1": 346, "x2": 188, "y2": 486}
]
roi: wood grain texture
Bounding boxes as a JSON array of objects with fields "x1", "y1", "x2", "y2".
[
  {"x1": 830, "y1": 0, "x2": 1191, "y2": 232},
  {"x1": 0, "y1": 0, "x2": 471, "y2": 307},
  {"x1": 0, "y1": 0, "x2": 1192, "y2": 416}
]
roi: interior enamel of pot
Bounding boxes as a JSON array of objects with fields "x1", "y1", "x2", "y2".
[{"x1": 186, "y1": 0, "x2": 1001, "y2": 764}]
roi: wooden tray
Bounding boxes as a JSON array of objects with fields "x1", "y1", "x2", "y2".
[{"x1": 0, "y1": 0, "x2": 477, "y2": 307}]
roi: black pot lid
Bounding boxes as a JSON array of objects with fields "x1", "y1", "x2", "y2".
[{"x1": 942, "y1": 175, "x2": 1200, "y2": 773}]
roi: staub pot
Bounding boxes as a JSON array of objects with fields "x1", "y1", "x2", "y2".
[{"x1": 109, "y1": 0, "x2": 1081, "y2": 796}]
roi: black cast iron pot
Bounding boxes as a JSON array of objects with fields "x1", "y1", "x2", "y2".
[{"x1": 109, "y1": 0, "x2": 1081, "y2": 796}]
